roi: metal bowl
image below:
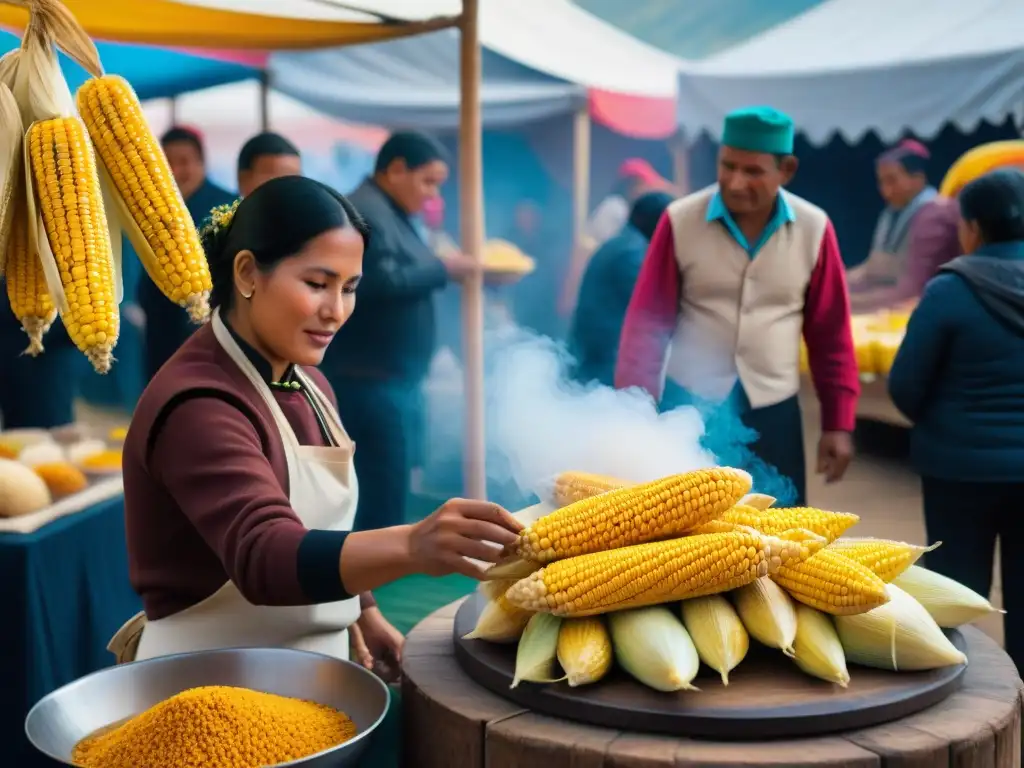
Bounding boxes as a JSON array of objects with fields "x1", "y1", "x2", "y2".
[{"x1": 25, "y1": 647, "x2": 390, "y2": 767}]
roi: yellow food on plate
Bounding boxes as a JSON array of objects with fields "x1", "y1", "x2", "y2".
[
  {"x1": 482, "y1": 238, "x2": 535, "y2": 274},
  {"x1": 511, "y1": 613, "x2": 563, "y2": 687},
  {"x1": 551, "y1": 470, "x2": 630, "y2": 508},
  {"x1": 892, "y1": 565, "x2": 1004, "y2": 628},
  {"x1": 463, "y1": 594, "x2": 533, "y2": 643},
  {"x1": 692, "y1": 505, "x2": 859, "y2": 544},
  {"x1": 557, "y1": 617, "x2": 613, "y2": 687},
  {"x1": 792, "y1": 604, "x2": 850, "y2": 686},
  {"x1": 773, "y1": 549, "x2": 890, "y2": 616},
  {"x1": 732, "y1": 577, "x2": 798, "y2": 656},
  {"x1": 71, "y1": 685, "x2": 357, "y2": 768},
  {"x1": 828, "y1": 537, "x2": 937, "y2": 583},
  {"x1": 504, "y1": 527, "x2": 822, "y2": 617},
  {"x1": 609, "y1": 605, "x2": 699, "y2": 692},
  {"x1": 78, "y1": 449, "x2": 123, "y2": 473},
  {"x1": 680, "y1": 594, "x2": 748, "y2": 685},
  {"x1": 32, "y1": 461, "x2": 88, "y2": 498}
]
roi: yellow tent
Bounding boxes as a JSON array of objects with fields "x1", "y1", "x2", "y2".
[{"x1": 0, "y1": 0, "x2": 458, "y2": 49}]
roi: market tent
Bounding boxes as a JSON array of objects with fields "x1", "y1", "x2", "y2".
[
  {"x1": 0, "y1": 0, "x2": 460, "y2": 49},
  {"x1": 270, "y1": 0, "x2": 685, "y2": 139},
  {"x1": 0, "y1": 30, "x2": 260, "y2": 100},
  {"x1": 675, "y1": 0, "x2": 1024, "y2": 146}
]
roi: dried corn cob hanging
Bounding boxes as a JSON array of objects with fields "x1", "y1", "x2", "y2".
[
  {"x1": 551, "y1": 471, "x2": 631, "y2": 508},
  {"x1": 77, "y1": 75, "x2": 212, "y2": 323},
  {"x1": 0, "y1": 82, "x2": 22, "y2": 278},
  {"x1": 13, "y1": 1, "x2": 119, "y2": 373},
  {"x1": 827, "y1": 538, "x2": 938, "y2": 583},
  {"x1": 504, "y1": 527, "x2": 824, "y2": 618},
  {"x1": 773, "y1": 548, "x2": 889, "y2": 616},
  {"x1": 5, "y1": 191, "x2": 56, "y2": 353},
  {"x1": 489, "y1": 468, "x2": 754, "y2": 579}
]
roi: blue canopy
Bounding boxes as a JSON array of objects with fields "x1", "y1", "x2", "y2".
[{"x1": 0, "y1": 30, "x2": 259, "y2": 100}]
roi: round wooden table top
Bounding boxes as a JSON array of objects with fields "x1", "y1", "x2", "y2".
[{"x1": 401, "y1": 598, "x2": 1023, "y2": 768}]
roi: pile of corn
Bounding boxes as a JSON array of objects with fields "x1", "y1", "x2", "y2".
[
  {"x1": 482, "y1": 238, "x2": 536, "y2": 275},
  {"x1": 71, "y1": 685, "x2": 357, "y2": 768},
  {"x1": 799, "y1": 311, "x2": 910, "y2": 379},
  {"x1": 466, "y1": 469, "x2": 995, "y2": 692},
  {"x1": 0, "y1": 0, "x2": 212, "y2": 373}
]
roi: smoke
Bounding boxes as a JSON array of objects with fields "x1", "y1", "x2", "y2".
[{"x1": 479, "y1": 329, "x2": 797, "y2": 505}]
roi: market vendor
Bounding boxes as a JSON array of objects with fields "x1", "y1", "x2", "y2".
[
  {"x1": 615, "y1": 107, "x2": 859, "y2": 505},
  {"x1": 237, "y1": 131, "x2": 302, "y2": 198},
  {"x1": 848, "y1": 140, "x2": 938, "y2": 295},
  {"x1": 320, "y1": 131, "x2": 477, "y2": 532},
  {"x1": 138, "y1": 127, "x2": 236, "y2": 381},
  {"x1": 113, "y1": 176, "x2": 520, "y2": 671}
]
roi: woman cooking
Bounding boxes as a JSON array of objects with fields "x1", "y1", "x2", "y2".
[{"x1": 111, "y1": 176, "x2": 520, "y2": 683}]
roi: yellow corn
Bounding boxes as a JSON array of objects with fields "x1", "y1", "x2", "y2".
[
  {"x1": 27, "y1": 116, "x2": 118, "y2": 373},
  {"x1": 462, "y1": 595, "x2": 533, "y2": 643},
  {"x1": 479, "y1": 578, "x2": 517, "y2": 602},
  {"x1": 827, "y1": 538, "x2": 937, "y2": 583},
  {"x1": 514, "y1": 467, "x2": 753, "y2": 565},
  {"x1": 556, "y1": 617, "x2": 613, "y2": 687},
  {"x1": 552, "y1": 471, "x2": 630, "y2": 508},
  {"x1": 680, "y1": 594, "x2": 749, "y2": 685},
  {"x1": 5, "y1": 192, "x2": 56, "y2": 354},
  {"x1": 773, "y1": 549, "x2": 889, "y2": 616},
  {"x1": 76, "y1": 75, "x2": 212, "y2": 323},
  {"x1": 792, "y1": 604, "x2": 849, "y2": 686},
  {"x1": 732, "y1": 577, "x2": 798, "y2": 655},
  {"x1": 505, "y1": 528, "x2": 822, "y2": 618},
  {"x1": 693, "y1": 505, "x2": 859, "y2": 543}
]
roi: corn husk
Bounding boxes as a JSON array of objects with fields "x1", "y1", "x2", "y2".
[
  {"x1": 680, "y1": 595, "x2": 749, "y2": 685},
  {"x1": 511, "y1": 612, "x2": 564, "y2": 687},
  {"x1": 739, "y1": 493, "x2": 776, "y2": 511},
  {"x1": 557, "y1": 617, "x2": 613, "y2": 687},
  {"x1": 608, "y1": 605, "x2": 699, "y2": 692},
  {"x1": 835, "y1": 584, "x2": 967, "y2": 671},
  {"x1": 0, "y1": 82, "x2": 22, "y2": 274},
  {"x1": 828, "y1": 537, "x2": 939, "y2": 583},
  {"x1": 792, "y1": 604, "x2": 849, "y2": 687},
  {"x1": 463, "y1": 596, "x2": 533, "y2": 643},
  {"x1": 892, "y1": 565, "x2": 1003, "y2": 628},
  {"x1": 732, "y1": 577, "x2": 798, "y2": 656},
  {"x1": 479, "y1": 578, "x2": 517, "y2": 602}
]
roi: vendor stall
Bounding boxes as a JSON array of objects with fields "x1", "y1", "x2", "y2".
[{"x1": 404, "y1": 599, "x2": 1021, "y2": 768}]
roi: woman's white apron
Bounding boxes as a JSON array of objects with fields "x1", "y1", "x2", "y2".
[{"x1": 122, "y1": 310, "x2": 361, "y2": 662}]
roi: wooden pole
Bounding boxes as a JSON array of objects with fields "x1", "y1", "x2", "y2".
[
  {"x1": 458, "y1": 0, "x2": 487, "y2": 500},
  {"x1": 259, "y1": 71, "x2": 271, "y2": 131},
  {"x1": 572, "y1": 107, "x2": 591, "y2": 250}
]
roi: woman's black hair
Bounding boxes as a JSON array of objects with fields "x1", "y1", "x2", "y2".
[
  {"x1": 876, "y1": 140, "x2": 930, "y2": 178},
  {"x1": 160, "y1": 126, "x2": 204, "y2": 160},
  {"x1": 959, "y1": 168, "x2": 1024, "y2": 245},
  {"x1": 628, "y1": 191, "x2": 675, "y2": 241},
  {"x1": 202, "y1": 175, "x2": 370, "y2": 311},
  {"x1": 373, "y1": 130, "x2": 448, "y2": 175},
  {"x1": 237, "y1": 132, "x2": 300, "y2": 173}
]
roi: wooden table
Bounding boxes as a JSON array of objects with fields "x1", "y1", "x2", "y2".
[{"x1": 402, "y1": 599, "x2": 1023, "y2": 768}]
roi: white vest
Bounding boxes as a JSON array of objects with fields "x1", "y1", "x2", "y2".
[{"x1": 665, "y1": 186, "x2": 827, "y2": 409}]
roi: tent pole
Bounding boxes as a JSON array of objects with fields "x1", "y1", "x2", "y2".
[
  {"x1": 169, "y1": 97, "x2": 179, "y2": 126},
  {"x1": 572, "y1": 106, "x2": 591, "y2": 255},
  {"x1": 259, "y1": 71, "x2": 271, "y2": 131},
  {"x1": 458, "y1": 0, "x2": 487, "y2": 500}
]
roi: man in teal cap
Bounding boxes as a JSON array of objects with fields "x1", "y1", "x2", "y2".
[{"x1": 615, "y1": 106, "x2": 860, "y2": 505}]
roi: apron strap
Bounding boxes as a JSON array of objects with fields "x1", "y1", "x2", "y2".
[{"x1": 294, "y1": 368, "x2": 353, "y2": 451}]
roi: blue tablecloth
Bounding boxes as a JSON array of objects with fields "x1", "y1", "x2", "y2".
[{"x1": 0, "y1": 496, "x2": 140, "y2": 767}]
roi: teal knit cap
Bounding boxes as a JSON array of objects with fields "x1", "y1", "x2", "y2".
[{"x1": 722, "y1": 106, "x2": 795, "y2": 155}]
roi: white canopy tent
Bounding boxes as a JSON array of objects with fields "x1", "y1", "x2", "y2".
[{"x1": 675, "y1": 0, "x2": 1024, "y2": 146}]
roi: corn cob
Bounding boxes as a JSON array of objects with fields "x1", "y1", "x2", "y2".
[
  {"x1": 892, "y1": 565, "x2": 1003, "y2": 628},
  {"x1": 692, "y1": 505, "x2": 859, "y2": 543},
  {"x1": 504, "y1": 527, "x2": 824, "y2": 618},
  {"x1": 5, "y1": 192, "x2": 56, "y2": 354},
  {"x1": 511, "y1": 468, "x2": 753, "y2": 566},
  {"x1": 680, "y1": 595, "x2": 748, "y2": 685},
  {"x1": 732, "y1": 577, "x2": 798, "y2": 655},
  {"x1": 609, "y1": 606, "x2": 700, "y2": 692},
  {"x1": 827, "y1": 538, "x2": 938, "y2": 583},
  {"x1": 27, "y1": 116, "x2": 118, "y2": 373},
  {"x1": 552, "y1": 471, "x2": 630, "y2": 508},
  {"x1": 76, "y1": 75, "x2": 212, "y2": 323},
  {"x1": 0, "y1": 82, "x2": 20, "y2": 273},
  {"x1": 739, "y1": 493, "x2": 776, "y2": 511},
  {"x1": 557, "y1": 617, "x2": 613, "y2": 687},
  {"x1": 511, "y1": 613, "x2": 564, "y2": 687},
  {"x1": 479, "y1": 578, "x2": 517, "y2": 602},
  {"x1": 792, "y1": 604, "x2": 849, "y2": 686},
  {"x1": 773, "y1": 549, "x2": 889, "y2": 616}
]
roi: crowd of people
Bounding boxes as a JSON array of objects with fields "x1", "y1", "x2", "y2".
[{"x1": 1, "y1": 104, "x2": 1023, "y2": 687}]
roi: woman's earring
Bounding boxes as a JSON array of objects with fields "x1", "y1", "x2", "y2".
[{"x1": 240, "y1": 286, "x2": 254, "y2": 300}]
